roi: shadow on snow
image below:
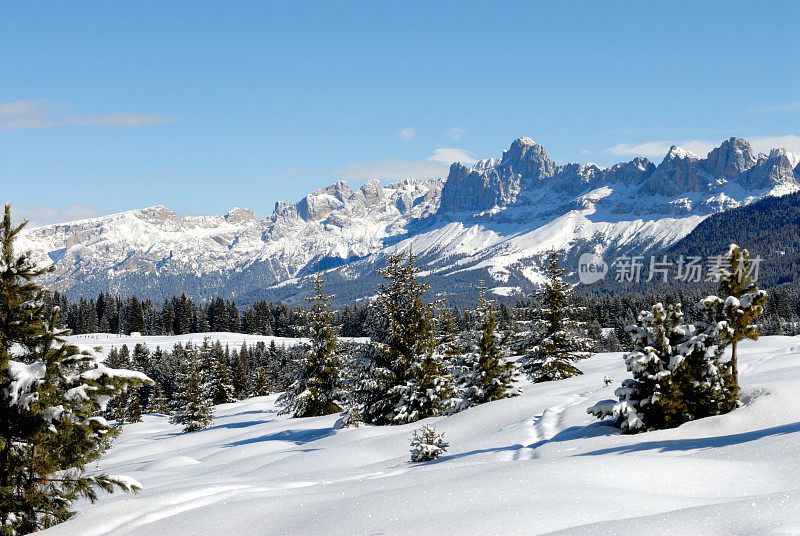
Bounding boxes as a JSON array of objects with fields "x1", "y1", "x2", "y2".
[
  {"x1": 579, "y1": 421, "x2": 800, "y2": 456},
  {"x1": 225, "y1": 427, "x2": 335, "y2": 447}
]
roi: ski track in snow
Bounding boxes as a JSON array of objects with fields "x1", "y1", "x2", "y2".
[{"x1": 40, "y1": 335, "x2": 800, "y2": 536}]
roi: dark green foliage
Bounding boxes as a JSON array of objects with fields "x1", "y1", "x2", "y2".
[
  {"x1": 169, "y1": 345, "x2": 214, "y2": 433},
  {"x1": 346, "y1": 251, "x2": 454, "y2": 426},
  {"x1": 278, "y1": 274, "x2": 344, "y2": 418},
  {"x1": 517, "y1": 251, "x2": 594, "y2": 382},
  {"x1": 0, "y1": 204, "x2": 150, "y2": 534},
  {"x1": 454, "y1": 283, "x2": 518, "y2": 409},
  {"x1": 201, "y1": 341, "x2": 236, "y2": 405}
]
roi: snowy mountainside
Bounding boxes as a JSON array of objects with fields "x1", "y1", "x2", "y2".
[
  {"x1": 40, "y1": 335, "x2": 800, "y2": 535},
  {"x1": 18, "y1": 137, "x2": 800, "y2": 304}
]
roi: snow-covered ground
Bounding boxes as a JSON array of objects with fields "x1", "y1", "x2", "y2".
[
  {"x1": 66, "y1": 332, "x2": 304, "y2": 357},
  {"x1": 66, "y1": 332, "x2": 368, "y2": 356},
  {"x1": 43, "y1": 336, "x2": 800, "y2": 535}
]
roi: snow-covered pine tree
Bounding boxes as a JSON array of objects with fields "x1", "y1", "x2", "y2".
[
  {"x1": 104, "y1": 345, "x2": 143, "y2": 424},
  {"x1": 434, "y1": 303, "x2": 463, "y2": 368},
  {"x1": 278, "y1": 273, "x2": 344, "y2": 417},
  {"x1": 518, "y1": 250, "x2": 594, "y2": 382},
  {"x1": 589, "y1": 298, "x2": 738, "y2": 432},
  {"x1": 201, "y1": 341, "x2": 236, "y2": 405},
  {"x1": 697, "y1": 244, "x2": 767, "y2": 396},
  {"x1": 588, "y1": 303, "x2": 693, "y2": 432},
  {"x1": 454, "y1": 282, "x2": 518, "y2": 410},
  {"x1": 169, "y1": 344, "x2": 214, "y2": 432},
  {"x1": 251, "y1": 366, "x2": 271, "y2": 397},
  {"x1": 409, "y1": 424, "x2": 449, "y2": 462},
  {"x1": 231, "y1": 345, "x2": 250, "y2": 398},
  {"x1": 149, "y1": 384, "x2": 170, "y2": 414},
  {"x1": 0, "y1": 204, "x2": 151, "y2": 534},
  {"x1": 344, "y1": 250, "x2": 454, "y2": 425}
]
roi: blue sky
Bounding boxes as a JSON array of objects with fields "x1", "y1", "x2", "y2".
[{"x1": 2, "y1": 1, "x2": 799, "y2": 225}]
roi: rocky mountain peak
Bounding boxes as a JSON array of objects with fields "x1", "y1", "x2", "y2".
[
  {"x1": 499, "y1": 137, "x2": 557, "y2": 180},
  {"x1": 704, "y1": 136, "x2": 756, "y2": 179},
  {"x1": 664, "y1": 145, "x2": 700, "y2": 161},
  {"x1": 225, "y1": 207, "x2": 260, "y2": 225}
]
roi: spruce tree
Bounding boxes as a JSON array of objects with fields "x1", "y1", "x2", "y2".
[
  {"x1": 278, "y1": 273, "x2": 344, "y2": 417},
  {"x1": 127, "y1": 296, "x2": 145, "y2": 335},
  {"x1": 698, "y1": 244, "x2": 767, "y2": 391},
  {"x1": 0, "y1": 204, "x2": 150, "y2": 533},
  {"x1": 518, "y1": 251, "x2": 594, "y2": 382},
  {"x1": 454, "y1": 282, "x2": 518, "y2": 410},
  {"x1": 589, "y1": 299, "x2": 736, "y2": 432},
  {"x1": 169, "y1": 345, "x2": 214, "y2": 432},
  {"x1": 251, "y1": 366, "x2": 271, "y2": 397},
  {"x1": 588, "y1": 303, "x2": 689, "y2": 432},
  {"x1": 345, "y1": 251, "x2": 453, "y2": 425},
  {"x1": 231, "y1": 347, "x2": 249, "y2": 399},
  {"x1": 200, "y1": 341, "x2": 236, "y2": 405},
  {"x1": 409, "y1": 424, "x2": 449, "y2": 462},
  {"x1": 149, "y1": 384, "x2": 170, "y2": 414}
]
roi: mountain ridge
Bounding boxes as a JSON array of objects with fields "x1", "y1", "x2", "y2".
[{"x1": 17, "y1": 137, "x2": 800, "y2": 305}]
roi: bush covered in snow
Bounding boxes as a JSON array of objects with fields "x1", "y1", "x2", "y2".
[{"x1": 410, "y1": 424, "x2": 449, "y2": 462}]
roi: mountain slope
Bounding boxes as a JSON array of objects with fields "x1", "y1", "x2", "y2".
[
  {"x1": 40, "y1": 335, "x2": 800, "y2": 536},
  {"x1": 17, "y1": 137, "x2": 800, "y2": 304},
  {"x1": 668, "y1": 190, "x2": 800, "y2": 287}
]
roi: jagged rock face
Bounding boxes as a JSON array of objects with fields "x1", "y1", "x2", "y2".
[
  {"x1": 295, "y1": 181, "x2": 353, "y2": 221},
  {"x1": 641, "y1": 146, "x2": 709, "y2": 196},
  {"x1": 499, "y1": 137, "x2": 558, "y2": 182},
  {"x1": 704, "y1": 137, "x2": 756, "y2": 179},
  {"x1": 439, "y1": 162, "x2": 519, "y2": 213},
  {"x1": 17, "y1": 136, "x2": 800, "y2": 304},
  {"x1": 439, "y1": 138, "x2": 557, "y2": 213},
  {"x1": 747, "y1": 149, "x2": 800, "y2": 190},
  {"x1": 606, "y1": 157, "x2": 656, "y2": 186}
]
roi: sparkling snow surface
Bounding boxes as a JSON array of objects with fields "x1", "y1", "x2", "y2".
[{"x1": 42, "y1": 336, "x2": 800, "y2": 535}]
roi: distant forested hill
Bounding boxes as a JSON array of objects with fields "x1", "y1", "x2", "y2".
[{"x1": 667, "y1": 191, "x2": 800, "y2": 287}]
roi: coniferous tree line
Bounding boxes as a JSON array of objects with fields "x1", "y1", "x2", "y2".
[
  {"x1": 45, "y1": 274, "x2": 800, "y2": 348},
  {"x1": 103, "y1": 339, "x2": 296, "y2": 430}
]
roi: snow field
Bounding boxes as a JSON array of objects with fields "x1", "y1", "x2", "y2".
[{"x1": 42, "y1": 336, "x2": 800, "y2": 535}]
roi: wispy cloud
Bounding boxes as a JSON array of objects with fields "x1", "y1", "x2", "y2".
[
  {"x1": 398, "y1": 127, "x2": 416, "y2": 139},
  {"x1": 753, "y1": 101, "x2": 800, "y2": 113},
  {"x1": 333, "y1": 148, "x2": 476, "y2": 180},
  {"x1": 0, "y1": 99, "x2": 179, "y2": 131},
  {"x1": 446, "y1": 127, "x2": 466, "y2": 140},
  {"x1": 605, "y1": 135, "x2": 800, "y2": 161},
  {"x1": 748, "y1": 135, "x2": 800, "y2": 154},
  {"x1": 606, "y1": 140, "x2": 718, "y2": 159},
  {"x1": 10, "y1": 203, "x2": 108, "y2": 227}
]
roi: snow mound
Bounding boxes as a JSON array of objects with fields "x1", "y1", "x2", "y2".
[{"x1": 144, "y1": 456, "x2": 202, "y2": 471}]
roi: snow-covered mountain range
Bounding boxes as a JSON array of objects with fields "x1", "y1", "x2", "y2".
[{"x1": 17, "y1": 137, "x2": 800, "y2": 304}]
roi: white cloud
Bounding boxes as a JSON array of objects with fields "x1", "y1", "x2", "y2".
[
  {"x1": 333, "y1": 148, "x2": 476, "y2": 180},
  {"x1": 0, "y1": 99, "x2": 178, "y2": 130},
  {"x1": 605, "y1": 135, "x2": 800, "y2": 161},
  {"x1": 9, "y1": 203, "x2": 108, "y2": 227},
  {"x1": 446, "y1": 127, "x2": 466, "y2": 140},
  {"x1": 606, "y1": 140, "x2": 718, "y2": 159},
  {"x1": 749, "y1": 135, "x2": 800, "y2": 154},
  {"x1": 754, "y1": 101, "x2": 800, "y2": 113},
  {"x1": 398, "y1": 127, "x2": 416, "y2": 139}
]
